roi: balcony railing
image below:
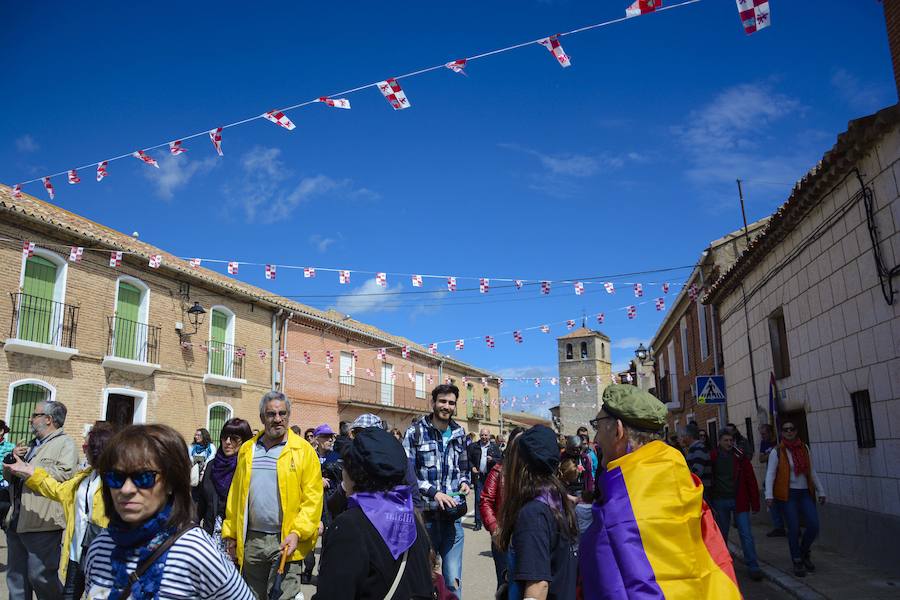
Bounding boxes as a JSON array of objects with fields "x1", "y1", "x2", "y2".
[
  {"x1": 107, "y1": 316, "x2": 160, "y2": 364},
  {"x1": 339, "y1": 377, "x2": 430, "y2": 413},
  {"x1": 207, "y1": 340, "x2": 245, "y2": 380},
  {"x1": 9, "y1": 292, "x2": 78, "y2": 348},
  {"x1": 467, "y1": 400, "x2": 485, "y2": 420}
]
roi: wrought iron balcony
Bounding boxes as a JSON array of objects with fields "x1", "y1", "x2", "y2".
[
  {"x1": 204, "y1": 340, "x2": 246, "y2": 387},
  {"x1": 103, "y1": 316, "x2": 161, "y2": 374},
  {"x1": 6, "y1": 293, "x2": 79, "y2": 359},
  {"x1": 339, "y1": 376, "x2": 430, "y2": 413}
]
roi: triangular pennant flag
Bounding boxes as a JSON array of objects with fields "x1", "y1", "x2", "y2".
[
  {"x1": 626, "y1": 0, "x2": 662, "y2": 18},
  {"x1": 376, "y1": 272, "x2": 387, "y2": 287},
  {"x1": 12, "y1": 184, "x2": 22, "y2": 198},
  {"x1": 209, "y1": 127, "x2": 224, "y2": 156},
  {"x1": 736, "y1": 0, "x2": 770, "y2": 35},
  {"x1": 304, "y1": 267, "x2": 316, "y2": 278},
  {"x1": 189, "y1": 258, "x2": 201, "y2": 269},
  {"x1": 411, "y1": 274, "x2": 423, "y2": 287},
  {"x1": 67, "y1": 169, "x2": 81, "y2": 184},
  {"x1": 133, "y1": 150, "x2": 159, "y2": 168},
  {"x1": 445, "y1": 59, "x2": 467, "y2": 74},
  {"x1": 537, "y1": 35, "x2": 571, "y2": 68},
  {"x1": 42, "y1": 177, "x2": 55, "y2": 200},
  {"x1": 447, "y1": 276, "x2": 457, "y2": 292},
  {"x1": 97, "y1": 161, "x2": 109, "y2": 182},
  {"x1": 318, "y1": 97, "x2": 351, "y2": 109},
  {"x1": 228, "y1": 262, "x2": 239, "y2": 275},
  {"x1": 263, "y1": 110, "x2": 296, "y2": 130},
  {"x1": 109, "y1": 251, "x2": 122, "y2": 267},
  {"x1": 169, "y1": 140, "x2": 187, "y2": 155}
]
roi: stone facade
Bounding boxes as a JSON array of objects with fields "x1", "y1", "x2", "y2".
[
  {"x1": 556, "y1": 327, "x2": 611, "y2": 435},
  {"x1": 707, "y1": 106, "x2": 900, "y2": 571}
]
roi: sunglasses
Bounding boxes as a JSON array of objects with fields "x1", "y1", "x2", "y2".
[
  {"x1": 103, "y1": 470, "x2": 159, "y2": 490},
  {"x1": 782, "y1": 427, "x2": 796, "y2": 432},
  {"x1": 589, "y1": 416, "x2": 614, "y2": 431}
]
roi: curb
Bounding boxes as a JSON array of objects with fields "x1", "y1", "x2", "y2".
[{"x1": 727, "y1": 541, "x2": 827, "y2": 600}]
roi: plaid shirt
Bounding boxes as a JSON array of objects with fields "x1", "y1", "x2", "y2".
[{"x1": 403, "y1": 415, "x2": 470, "y2": 503}]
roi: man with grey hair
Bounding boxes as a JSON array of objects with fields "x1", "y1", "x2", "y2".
[
  {"x1": 466, "y1": 427, "x2": 501, "y2": 531},
  {"x1": 2, "y1": 399, "x2": 77, "y2": 599},
  {"x1": 223, "y1": 391, "x2": 323, "y2": 599},
  {"x1": 679, "y1": 423, "x2": 712, "y2": 494}
]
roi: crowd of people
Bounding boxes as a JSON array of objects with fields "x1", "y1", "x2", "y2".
[{"x1": 0, "y1": 382, "x2": 828, "y2": 599}]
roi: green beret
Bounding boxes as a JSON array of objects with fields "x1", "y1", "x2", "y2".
[{"x1": 601, "y1": 384, "x2": 667, "y2": 432}]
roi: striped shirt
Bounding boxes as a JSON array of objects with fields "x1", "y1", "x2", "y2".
[{"x1": 84, "y1": 527, "x2": 253, "y2": 599}]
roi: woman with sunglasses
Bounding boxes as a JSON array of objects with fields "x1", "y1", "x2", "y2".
[
  {"x1": 83, "y1": 424, "x2": 252, "y2": 599},
  {"x1": 196, "y1": 418, "x2": 253, "y2": 553},
  {"x1": 4, "y1": 421, "x2": 116, "y2": 599}
]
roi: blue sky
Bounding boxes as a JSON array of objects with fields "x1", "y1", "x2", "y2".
[{"x1": 2, "y1": 1, "x2": 895, "y2": 417}]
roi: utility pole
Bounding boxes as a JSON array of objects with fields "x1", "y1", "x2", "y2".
[{"x1": 736, "y1": 179, "x2": 762, "y2": 417}]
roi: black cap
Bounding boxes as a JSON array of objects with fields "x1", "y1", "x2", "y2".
[
  {"x1": 518, "y1": 425, "x2": 560, "y2": 475},
  {"x1": 347, "y1": 427, "x2": 407, "y2": 481}
]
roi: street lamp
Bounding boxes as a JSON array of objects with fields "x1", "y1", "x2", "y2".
[
  {"x1": 634, "y1": 343, "x2": 651, "y2": 364},
  {"x1": 186, "y1": 301, "x2": 206, "y2": 333}
]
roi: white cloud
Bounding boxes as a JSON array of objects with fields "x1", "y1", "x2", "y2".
[
  {"x1": 15, "y1": 135, "x2": 39, "y2": 153},
  {"x1": 308, "y1": 234, "x2": 338, "y2": 253},
  {"x1": 495, "y1": 365, "x2": 557, "y2": 379},
  {"x1": 830, "y1": 69, "x2": 890, "y2": 113},
  {"x1": 144, "y1": 154, "x2": 218, "y2": 199},
  {"x1": 612, "y1": 337, "x2": 650, "y2": 350},
  {"x1": 230, "y1": 146, "x2": 379, "y2": 223},
  {"x1": 333, "y1": 279, "x2": 404, "y2": 316}
]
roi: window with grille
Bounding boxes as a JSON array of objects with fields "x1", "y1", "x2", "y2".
[
  {"x1": 415, "y1": 372, "x2": 425, "y2": 399},
  {"x1": 208, "y1": 404, "x2": 232, "y2": 444},
  {"x1": 9, "y1": 383, "x2": 51, "y2": 445},
  {"x1": 565, "y1": 344, "x2": 573, "y2": 360},
  {"x1": 850, "y1": 390, "x2": 876, "y2": 448}
]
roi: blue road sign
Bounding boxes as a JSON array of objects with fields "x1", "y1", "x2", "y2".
[{"x1": 696, "y1": 375, "x2": 726, "y2": 404}]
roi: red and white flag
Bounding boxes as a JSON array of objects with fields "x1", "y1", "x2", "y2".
[
  {"x1": 263, "y1": 110, "x2": 296, "y2": 130},
  {"x1": 550, "y1": 377, "x2": 558, "y2": 386},
  {"x1": 22, "y1": 241, "x2": 34, "y2": 258},
  {"x1": 303, "y1": 351, "x2": 311, "y2": 364},
  {"x1": 318, "y1": 97, "x2": 351, "y2": 109},
  {"x1": 133, "y1": 150, "x2": 159, "y2": 168},
  {"x1": 377, "y1": 78, "x2": 411, "y2": 110},
  {"x1": 688, "y1": 283, "x2": 699, "y2": 300},
  {"x1": 265, "y1": 264, "x2": 276, "y2": 280},
  {"x1": 574, "y1": 281, "x2": 584, "y2": 295},
  {"x1": 228, "y1": 262, "x2": 239, "y2": 275},
  {"x1": 514, "y1": 279, "x2": 524, "y2": 290},
  {"x1": 566, "y1": 319, "x2": 576, "y2": 330},
  {"x1": 304, "y1": 267, "x2": 316, "y2": 278},
  {"x1": 497, "y1": 377, "x2": 503, "y2": 387},
  {"x1": 428, "y1": 343, "x2": 438, "y2": 355},
  {"x1": 447, "y1": 276, "x2": 457, "y2": 292},
  {"x1": 597, "y1": 312, "x2": 605, "y2": 324},
  {"x1": 445, "y1": 59, "x2": 467, "y2": 74},
  {"x1": 407, "y1": 372, "x2": 415, "y2": 383},
  {"x1": 411, "y1": 274, "x2": 423, "y2": 287},
  {"x1": 12, "y1": 184, "x2": 22, "y2": 198},
  {"x1": 169, "y1": 140, "x2": 186, "y2": 155},
  {"x1": 325, "y1": 350, "x2": 334, "y2": 364},
  {"x1": 736, "y1": 0, "x2": 770, "y2": 35},
  {"x1": 148, "y1": 254, "x2": 162, "y2": 269},
  {"x1": 110, "y1": 251, "x2": 123, "y2": 267},
  {"x1": 189, "y1": 258, "x2": 201, "y2": 269},
  {"x1": 479, "y1": 278, "x2": 489, "y2": 294},
  {"x1": 209, "y1": 128, "x2": 224, "y2": 156},
  {"x1": 626, "y1": 0, "x2": 662, "y2": 18},
  {"x1": 401, "y1": 345, "x2": 409, "y2": 358},
  {"x1": 366, "y1": 367, "x2": 375, "y2": 377},
  {"x1": 634, "y1": 283, "x2": 643, "y2": 297},
  {"x1": 604, "y1": 281, "x2": 615, "y2": 294},
  {"x1": 376, "y1": 272, "x2": 387, "y2": 287},
  {"x1": 42, "y1": 177, "x2": 55, "y2": 199},
  {"x1": 485, "y1": 335, "x2": 495, "y2": 348},
  {"x1": 626, "y1": 305, "x2": 637, "y2": 319},
  {"x1": 538, "y1": 35, "x2": 571, "y2": 68},
  {"x1": 540, "y1": 324, "x2": 550, "y2": 333},
  {"x1": 258, "y1": 349, "x2": 268, "y2": 361},
  {"x1": 235, "y1": 347, "x2": 246, "y2": 359},
  {"x1": 662, "y1": 282, "x2": 670, "y2": 294},
  {"x1": 351, "y1": 349, "x2": 358, "y2": 361},
  {"x1": 97, "y1": 161, "x2": 109, "y2": 182},
  {"x1": 655, "y1": 297, "x2": 665, "y2": 311},
  {"x1": 541, "y1": 281, "x2": 551, "y2": 295},
  {"x1": 280, "y1": 350, "x2": 288, "y2": 364},
  {"x1": 427, "y1": 374, "x2": 435, "y2": 385},
  {"x1": 513, "y1": 330, "x2": 523, "y2": 343},
  {"x1": 69, "y1": 246, "x2": 83, "y2": 262},
  {"x1": 339, "y1": 270, "x2": 350, "y2": 284},
  {"x1": 534, "y1": 378, "x2": 542, "y2": 388},
  {"x1": 377, "y1": 348, "x2": 387, "y2": 361},
  {"x1": 455, "y1": 339, "x2": 465, "y2": 350},
  {"x1": 68, "y1": 169, "x2": 81, "y2": 184},
  {"x1": 390, "y1": 371, "x2": 397, "y2": 382}
]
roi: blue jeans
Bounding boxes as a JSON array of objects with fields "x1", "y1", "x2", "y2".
[
  {"x1": 779, "y1": 489, "x2": 820, "y2": 561},
  {"x1": 769, "y1": 499, "x2": 785, "y2": 529},
  {"x1": 425, "y1": 517, "x2": 465, "y2": 598},
  {"x1": 711, "y1": 498, "x2": 760, "y2": 572},
  {"x1": 490, "y1": 541, "x2": 507, "y2": 590}
]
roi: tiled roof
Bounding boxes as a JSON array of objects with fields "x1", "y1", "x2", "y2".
[
  {"x1": 0, "y1": 185, "x2": 497, "y2": 378},
  {"x1": 705, "y1": 103, "x2": 900, "y2": 305},
  {"x1": 558, "y1": 326, "x2": 609, "y2": 340}
]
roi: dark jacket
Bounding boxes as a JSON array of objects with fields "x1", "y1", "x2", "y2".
[
  {"x1": 313, "y1": 506, "x2": 433, "y2": 600},
  {"x1": 710, "y1": 448, "x2": 760, "y2": 513},
  {"x1": 196, "y1": 464, "x2": 226, "y2": 535},
  {"x1": 479, "y1": 463, "x2": 504, "y2": 534},
  {"x1": 327, "y1": 459, "x2": 422, "y2": 517},
  {"x1": 466, "y1": 441, "x2": 502, "y2": 478}
]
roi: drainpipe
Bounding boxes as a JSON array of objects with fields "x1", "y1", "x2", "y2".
[
  {"x1": 271, "y1": 309, "x2": 283, "y2": 391},
  {"x1": 280, "y1": 312, "x2": 293, "y2": 392}
]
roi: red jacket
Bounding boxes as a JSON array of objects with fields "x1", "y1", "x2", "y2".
[
  {"x1": 479, "y1": 463, "x2": 504, "y2": 534},
  {"x1": 710, "y1": 448, "x2": 760, "y2": 513}
]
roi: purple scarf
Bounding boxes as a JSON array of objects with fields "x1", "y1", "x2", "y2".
[
  {"x1": 208, "y1": 449, "x2": 237, "y2": 501},
  {"x1": 348, "y1": 485, "x2": 417, "y2": 560}
]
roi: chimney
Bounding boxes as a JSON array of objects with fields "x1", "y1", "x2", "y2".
[{"x1": 885, "y1": 0, "x2": 900, "y2": 97}]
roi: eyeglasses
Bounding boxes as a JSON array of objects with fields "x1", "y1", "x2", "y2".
[
  {"x1": 264, "y1": 410, "x2": 288, "y2": 420},
  {"x1": 782, "y1": 426, "x2": 796, "y2": 432},
  {"x1": 102, "y1": 470, "x2": 159, "y2": 490},
  {"x1": 30, "y1": 412, "x2": 47, "y2": 419},
  {"x1": 589, "y1": 416, "x2": 614, "y2": 431}
]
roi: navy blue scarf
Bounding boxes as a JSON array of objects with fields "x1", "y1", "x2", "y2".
[{"x1": 107, "y1": 503, "x2": 177, "y2": 600}]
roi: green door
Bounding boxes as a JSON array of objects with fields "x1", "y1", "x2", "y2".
[
  {"x1": 208, "y1": 405, "x2": 231, "y2": 444},
  {"x1": 210, "y1": 310, "x2": 227, "y2": 376},
  {"x1": 20, "y1": 256, "x2": 57, "y2": 344},
  {"x1": 114, "y1": 282, "x2": 141, "y2": 360},
  {"x1": 9, "y1": 384, "x2": 50, "y2": 445}
]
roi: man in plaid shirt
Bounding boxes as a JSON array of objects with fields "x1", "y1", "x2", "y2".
[{"x1": 403, "y1": 384, "x2": 470, "y2": 597}]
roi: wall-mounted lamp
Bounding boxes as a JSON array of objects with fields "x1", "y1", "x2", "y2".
[
  {"x1": 184, "y1": 301, "x2": 206, "y2": 335},
  {"x1": 634, "y1": 343, "x2": 652, "y2": 364}
]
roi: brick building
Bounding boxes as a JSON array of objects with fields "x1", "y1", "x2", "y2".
[{"x1": 651, "y1": 219, "x2": 768, "y2": 443}]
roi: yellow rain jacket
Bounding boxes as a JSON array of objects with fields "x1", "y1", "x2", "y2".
[
  {"x1": 26, "y1": 467, "x2": 108, "y2": 580},
  {"x1": 222, "y1": 429, "x2": 323, "y2": 566}
]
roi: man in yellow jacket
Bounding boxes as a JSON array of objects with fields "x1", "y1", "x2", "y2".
[{"x1": 223, "y1": 391, "x2": 323, "y2": 599}]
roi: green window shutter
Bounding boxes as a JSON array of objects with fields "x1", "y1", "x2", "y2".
[
  {"x1": 114, "y1": 282, "x2": 141, "y2": 360},
  {"x1": 9, "y1": 384, "x2": 50, "y2": 444},
  {"x1": 20, "y1": 256, "x2": 57, "y2": 344},
  {"x1": 210, "y1": 310, "x2": 228, "y2": 376},
  {"x1": 208, "y1": 405, "x2": 231, "y2": 444}
]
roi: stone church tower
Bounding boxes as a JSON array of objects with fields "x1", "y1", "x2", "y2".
[{"x1": 557, "y1": 326, "x2": 612, "y2": 435}]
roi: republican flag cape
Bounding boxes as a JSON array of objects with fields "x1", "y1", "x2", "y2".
[{"x1": 579, "y1": 441, "x2": 741, "y2": 599}]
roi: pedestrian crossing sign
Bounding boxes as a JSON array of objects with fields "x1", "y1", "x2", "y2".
[{"x1": 696, "y1": 375, "x2": 726, "y2": 404}]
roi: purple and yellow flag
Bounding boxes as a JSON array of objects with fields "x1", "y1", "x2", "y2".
[{"x1": 579, "y1": 441, "x2": 742, "y2": 599}]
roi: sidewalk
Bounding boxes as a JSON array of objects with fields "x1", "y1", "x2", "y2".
[{"x1": 727, "y1": 511, "x2": 900, "y2": 600}]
